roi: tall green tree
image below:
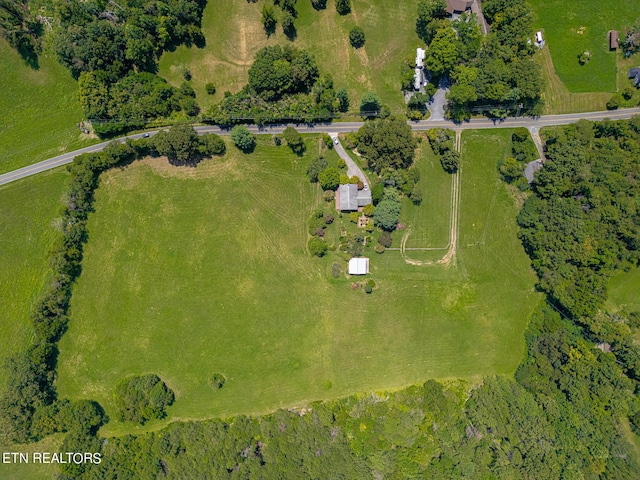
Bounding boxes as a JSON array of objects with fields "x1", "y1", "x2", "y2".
[
  {"x1": 356, "y1": 117, "x2": 417, "y2": 172},
  {"x1": 424, "y1": 27, "x2": 460, "y2": 77},
  {"x1": 153, "y1": 124, "x2": 200, "y2": 163},
  {"x1": 230, "y1": 125, "x2": 256, "y2": 152}
]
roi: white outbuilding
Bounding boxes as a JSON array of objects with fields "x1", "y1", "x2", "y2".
[{"x1": 348, "y1": 257, "x2": 369, "y2": 275}]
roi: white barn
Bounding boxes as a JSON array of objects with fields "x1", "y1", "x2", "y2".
[{"x1": 348, "y1": 257, "x2": 369, "y2": 275}]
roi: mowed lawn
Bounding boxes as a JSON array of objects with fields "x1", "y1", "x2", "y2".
[
  {"x1": 401, "y1": 139, "x2": 452, "y2": 250},
  {"x1": 159, "y1": 0, "x2": 420, "y2": 114},
  {"x1": 529, "y1": 0, "x2": 638, "y2": 93},
  {"x1": 0, "y1": 169, "x2": 69, "y2": 392},
  {"x1": 608, "y1": 267, "x2": 640, "y2": 313},
  {"x1": 57, "y1": 132, "x2": 539, "y2": 432},
  {"x1": 0, "y1": 40, "x2": 96, "y2": 174}
]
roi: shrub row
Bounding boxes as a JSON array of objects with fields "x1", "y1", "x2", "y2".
[{"x1": 0, "y1": 140, "x2": 140, "y2": 444}]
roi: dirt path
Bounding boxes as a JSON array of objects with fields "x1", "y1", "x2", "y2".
[{"x1": 400, "y1": 131, "x2": 461, "y2": 266}]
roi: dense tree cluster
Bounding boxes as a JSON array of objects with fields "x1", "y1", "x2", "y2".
[
  {"x1": 40, "y1": 0, "x2": 207, "y2": 135},
  {"x1": 373, "y1": 189, "x2": 402, "y2": 231},
  {"x1": 356, "y1": 117, "x2": 417, "y2": 173},
  {"x1": 499, "y1": 127, "x2": 537, "y2": 187},
  {"x1": 114, "y1": 374, "x2": 175, "y2": 424},
  {"x1": 230, "y1": 125, "x2": 256, "y2": 152},
  {"x1": 518, "y1": 118, "x2": 640, "y2": 319},
  {"x1": 426, "y1": 128, "x2": 459, "y2": 173},
  {"x1": 414, "y1": 0, "x2": 543, "y2": 120},
  {"x1": 206, "y1": 47, "x2": 348, "y2": 124}
]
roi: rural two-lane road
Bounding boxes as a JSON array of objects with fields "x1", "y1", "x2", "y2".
[{"x1": 1, "y1": 108, "x2": 639, "y2": 187}]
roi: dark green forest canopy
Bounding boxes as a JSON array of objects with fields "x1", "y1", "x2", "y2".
[
  {"x1": 518, "y1": 118, "x2": 640, "y2": 319},
  {"x1": 67, "y1": 304, "x2": 640, "y2": 479},
  {"x1": 356, "y1": 117, "x2": 417, "y2": 173}
]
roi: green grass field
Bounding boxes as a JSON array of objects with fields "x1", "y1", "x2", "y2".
[
  {"x1": 608, "y1": 267, "x2": 640, "y2": 313},
  {"x1": 56, "y1": 131, "x2": 539, "y2": 435},
  {"x1": 0, "y1": 434, "x2": 64, "y2": 480},
  {"x1": 0, "y1": 40, "x2": 96, "y2": 175},
  {"x1": 0, "y1": 169, "x2": 69, "y2": 392},
  {"x1": 158, "y1": 0, "x2": 420, "y2": 115},
  {"x1": 529, "y1": 0, "x2": 638, "y2": 93},
  {"x1": 401, "y1": 139, "x2": 452, "y2": 250}
]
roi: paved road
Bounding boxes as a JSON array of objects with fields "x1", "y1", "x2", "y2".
[
  {"x1": 330, "y1": 135, "x2": 370, "y2": 186},
  {"x1": 1, "y1": 108, "x2": 639, "y2": 187}
]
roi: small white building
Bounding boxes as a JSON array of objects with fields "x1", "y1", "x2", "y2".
[
  {"x1": 535, "y1": 31, "x2": 543, "y2": 44},
  {"x1": 415, "y1": 48, "x2": 426, "y2": 68},
  {"x1": 348, "y1": 257, "x2": 369, "y2": 275},
  {"x1": 414, "y1": 48, "x2": 426, "y2": 90}
]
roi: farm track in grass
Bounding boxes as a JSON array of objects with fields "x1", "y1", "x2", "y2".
[
  {"x1": 55, "y1": 131, "x2": 540, "y2": 436},
  {"x1": 399, "y1": 131, "x2": 461, "y2": 266}
]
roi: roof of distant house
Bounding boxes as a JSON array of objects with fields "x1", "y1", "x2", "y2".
[
  {"x1": 338, "y1": 184, "x2": 372, "y2": 211},
  {"x1": 348, "y1": 257, "x2": 369, "y2": 275},
  {"x1": 446, "y1": 0, "x2": 473, "y2": 14},
  {"x1": 609, "y1": 30, "x2": 619, "y2": 49}
]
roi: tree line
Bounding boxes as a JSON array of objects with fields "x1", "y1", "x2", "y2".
[{"x1": 0, "y1": 126, "x2": 224, "y2": 471}]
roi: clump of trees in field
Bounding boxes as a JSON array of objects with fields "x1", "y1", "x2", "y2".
[
  {"x1": 415, "y1": 0, "x2": 543, "y2": 120},
  {"x1": 206, "y1": 46, "x2": 349, "y2": 124},
  {"x1": 114, "y1": 374, "x2": 175, "y2": 424},
  {"x1": 499, "y1": 127, "x2": 537, "y2": 188},
  {"x1": 21, "y1": 0, "x2": 208, "y2": 136},
  {"x1": 426, "y1": 128, "x2": 459, "y2": 173}
]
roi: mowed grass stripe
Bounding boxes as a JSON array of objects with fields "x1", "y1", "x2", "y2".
[
  {"x1": 0, "y1": 169, "x2": 69, "y2": 392},
  {"x1": 57, "y1": 133, "x2": 538, "y2": 435},
  {"x1": 158, "y1": 0, "x2": 420, "y2": 114},
  {"x1": 401, "y1": 139, "x2": 452, "y2": 249}
]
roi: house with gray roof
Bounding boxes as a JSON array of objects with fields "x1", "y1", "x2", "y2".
[
  {"x1": 629, "y1": 68, "x2": 640, "y2": 87},
  {"x1": 337, "y1": 184, "x2": 372, "y2": 211}
]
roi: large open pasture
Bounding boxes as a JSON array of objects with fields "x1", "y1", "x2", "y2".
[
  {"x1": 158, "y1": 0, "x2": 420, "y2": 115},
  {"x1": 529, "y1": 0, "x2": 638, "y2": 94},
  {"x1": 0, "y1": 169, "x2": 68, "y2": 391},
  {"x1": 0, "y1": 40, "x2": 95, "y2": 174},
  {"x1": 56, "y1": 131, "x2": 539, "y2": 434}
]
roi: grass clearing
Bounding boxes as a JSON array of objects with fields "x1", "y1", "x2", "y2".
[
  {"x1": 0, "y1": 40, "x2": 96, "y2": 174},
  {"x1": 0, "y1": 169, "x2": 68, "y2": 392},
  {"x1": 400, "y1": 139, "x2": 452, "y2": 250},
  {"x1": 607, "y1": 267, "x2": 640, "y2": 313},
  {"x1": 158, "y1": 0, "x2": 420, "y2": 114},
  {"x1": 56, "y1": 131, "x2": 539, "y2": 435},
  {"x1": 0, "y1": 434, "x2": 64, "y2": 479},
  {"x1": 529, "y1": 0, "x2": 638, "y2": 93}
]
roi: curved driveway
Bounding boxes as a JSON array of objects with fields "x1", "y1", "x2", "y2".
[{"x1": 1, "y1": 108, "x2": 639, "y2": 187}]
